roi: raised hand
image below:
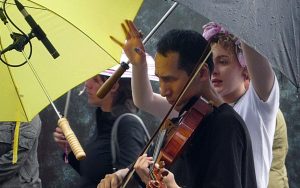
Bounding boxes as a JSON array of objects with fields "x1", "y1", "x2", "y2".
[{"x1": 110, "y1": 20, "x2": 146, "y2": 66}]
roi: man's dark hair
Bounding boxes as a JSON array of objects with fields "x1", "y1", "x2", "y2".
[{"x1": 156, "y1": 29, "x2": 213, "y2": 75}]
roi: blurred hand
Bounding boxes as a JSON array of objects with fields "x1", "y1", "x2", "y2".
[
  {"x1": 161, "y1": 169, "x2": 180, "y2": 188},
  {"x1": 110, "y1": 20, "x2": 146, "y2": 66},
  {"x1": 134, "y1": 154, "x2": 154, "y2": 184},
  {"x1": 97, "y1": 168, "x2": 129, "y2": 188},
  {"x1": 145, "y1": 163, "x2": 179, "y2": 188},
  {"x1": 53, "y1": 127, "x2": 70, "y2": 154}
]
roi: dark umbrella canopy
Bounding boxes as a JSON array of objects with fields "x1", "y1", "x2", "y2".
[{"x1": 177, "y1": 0, "x2": 300, "y2": 88}]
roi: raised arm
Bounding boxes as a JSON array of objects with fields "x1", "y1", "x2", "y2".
[
  {"x1": 111, "y1": 20, "x2": 177, "y2": 118},
  {"x1": 241, "y1": 42, "x2": 276, "y2": 101}
]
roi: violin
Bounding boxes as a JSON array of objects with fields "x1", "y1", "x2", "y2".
[
  {"x1": 158, "y1": 97, "x2": 212, "y2": 166},
  {"x1": 147, "y1": 97, "x2": 213, "y2": 187}
]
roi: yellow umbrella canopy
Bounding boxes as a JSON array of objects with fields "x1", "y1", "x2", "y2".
[{"x1": 0, "y1": 0, "x2": 143, "y2": 122}]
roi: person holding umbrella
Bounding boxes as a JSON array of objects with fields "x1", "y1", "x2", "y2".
[
  {"x1": 202, "y1": 22, "x2": 280, "y2": 188},
  {"x1": 53, "y1": 54, "x2": 152, "y2": 188}
]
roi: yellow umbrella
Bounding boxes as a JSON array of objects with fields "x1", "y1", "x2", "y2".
[
  {"x1": 0, "y1": 0, "x2": 143, "y2": 121},
  {"x1": 0, "y1": 0, "x2": 143, "y2": 161}
]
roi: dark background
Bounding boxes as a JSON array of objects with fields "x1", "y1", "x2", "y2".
[{"x1": 38, "y1": 0, "x2": 300, "y2": 187}]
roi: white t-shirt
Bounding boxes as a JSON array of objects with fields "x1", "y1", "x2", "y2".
[{"x1": 234, "y1": 78, "x2": 279, "y2": 188}]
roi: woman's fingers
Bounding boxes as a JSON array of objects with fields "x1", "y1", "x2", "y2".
[
  {"x1": 121, "y1": 23, "x2": 130, "y2": 40},
  {"x1": 110, "y1": 36, "x2": 125, "y2": 48},
  {"x1": 53, "y1": 129, "x2": 69, "y2": 151},
  {"x1": 55, "y1": 127, "x2": 63, "y2": 133},
  {"x1": 126, "y1": 19, "x2": 140, "y2": 38},
  {"x1": 56, "y1": 140, "x2": 69, "y2": 145},
  {"x1": 53, "y1": 131, "x2": 65, "y2": 140}
]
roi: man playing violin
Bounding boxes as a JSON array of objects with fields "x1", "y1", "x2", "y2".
[{"x1": 98, "y1": 20, "x2": 257, "y2": 188}]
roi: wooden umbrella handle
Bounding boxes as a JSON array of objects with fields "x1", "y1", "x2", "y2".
[
  {"x1": 96, "y1": 62, "x2": 129, "y2": 99},
  {"x1": 57, "y1": 117, "x2": 86, "y2": 160}
]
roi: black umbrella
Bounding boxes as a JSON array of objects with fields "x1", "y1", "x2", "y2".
[{"x1": 176, "y1": 0, "x2": 300, "y2": 88}]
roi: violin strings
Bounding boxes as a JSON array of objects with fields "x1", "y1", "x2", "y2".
[{"x1": 149, "y1": 129, "x2": 166, "y2": 179}]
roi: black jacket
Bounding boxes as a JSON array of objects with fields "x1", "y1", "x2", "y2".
[{"x1": 68, "y1": 108, "x2": 147, "y2": 188}]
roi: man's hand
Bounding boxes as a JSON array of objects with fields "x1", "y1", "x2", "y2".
[
  {"x1": 110, "y1": 20, "x2": 146, "y2": 66},
  {"x1": 161, "y1": 169, "x2": 180, "y2": 188},
  {"x1": 134, "y1": 154, "x2": 154, "y2": 184},
  {"x1": 148, "y1": 163, "x2": 180, "y2": 188},
  {"x1": 97, "y1": 168, "x2": 129, "y2": 188}
]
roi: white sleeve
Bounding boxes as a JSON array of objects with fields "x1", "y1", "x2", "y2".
[{"x1": 250, "y1": 76, "x2": 280, "y2": 133}]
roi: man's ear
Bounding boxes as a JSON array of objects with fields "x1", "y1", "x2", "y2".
[{"x1": 198, "y1": 64, "x2": 210, "y2": 81}]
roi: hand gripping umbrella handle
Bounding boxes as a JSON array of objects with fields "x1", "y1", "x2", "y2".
[
  {"x1": 57, "y1": 118, "x2": 86, "y2": 160},
  {"x1": 96, "y1": 62, "x2": 129, "y2": 99}
]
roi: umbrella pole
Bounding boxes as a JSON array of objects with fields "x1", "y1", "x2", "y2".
[
  {"x1": 63, "y1": 90, "x2": 72, "y2": 118},
  {"x1": 96, "y1": 1, "x2": 178, "y2": 99},
  {"x1": 22, "y1": 53, "x2": 61, "y2": 117},
  {"x1": 18, "y1": 51, "x2": 86, "y2": 160},
  {"x1": 142, "y1": 1, "x2": 178, "y2": 44}
]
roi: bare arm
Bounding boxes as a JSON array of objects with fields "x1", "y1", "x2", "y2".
[{"x1": 241, "y1": 42, "x2": 275, "y2": 101}]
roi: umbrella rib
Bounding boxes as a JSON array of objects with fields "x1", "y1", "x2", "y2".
[
  {"x1": 281, "y1": 37, "x2": 298, "y2": 87},
  {"x1": 0, "y1": 0, "x2": 47, "y2": 11}
]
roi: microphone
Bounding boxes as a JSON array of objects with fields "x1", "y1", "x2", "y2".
[{"x1": 14, "y1": 0, "x2": 59, "y2": 59}]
